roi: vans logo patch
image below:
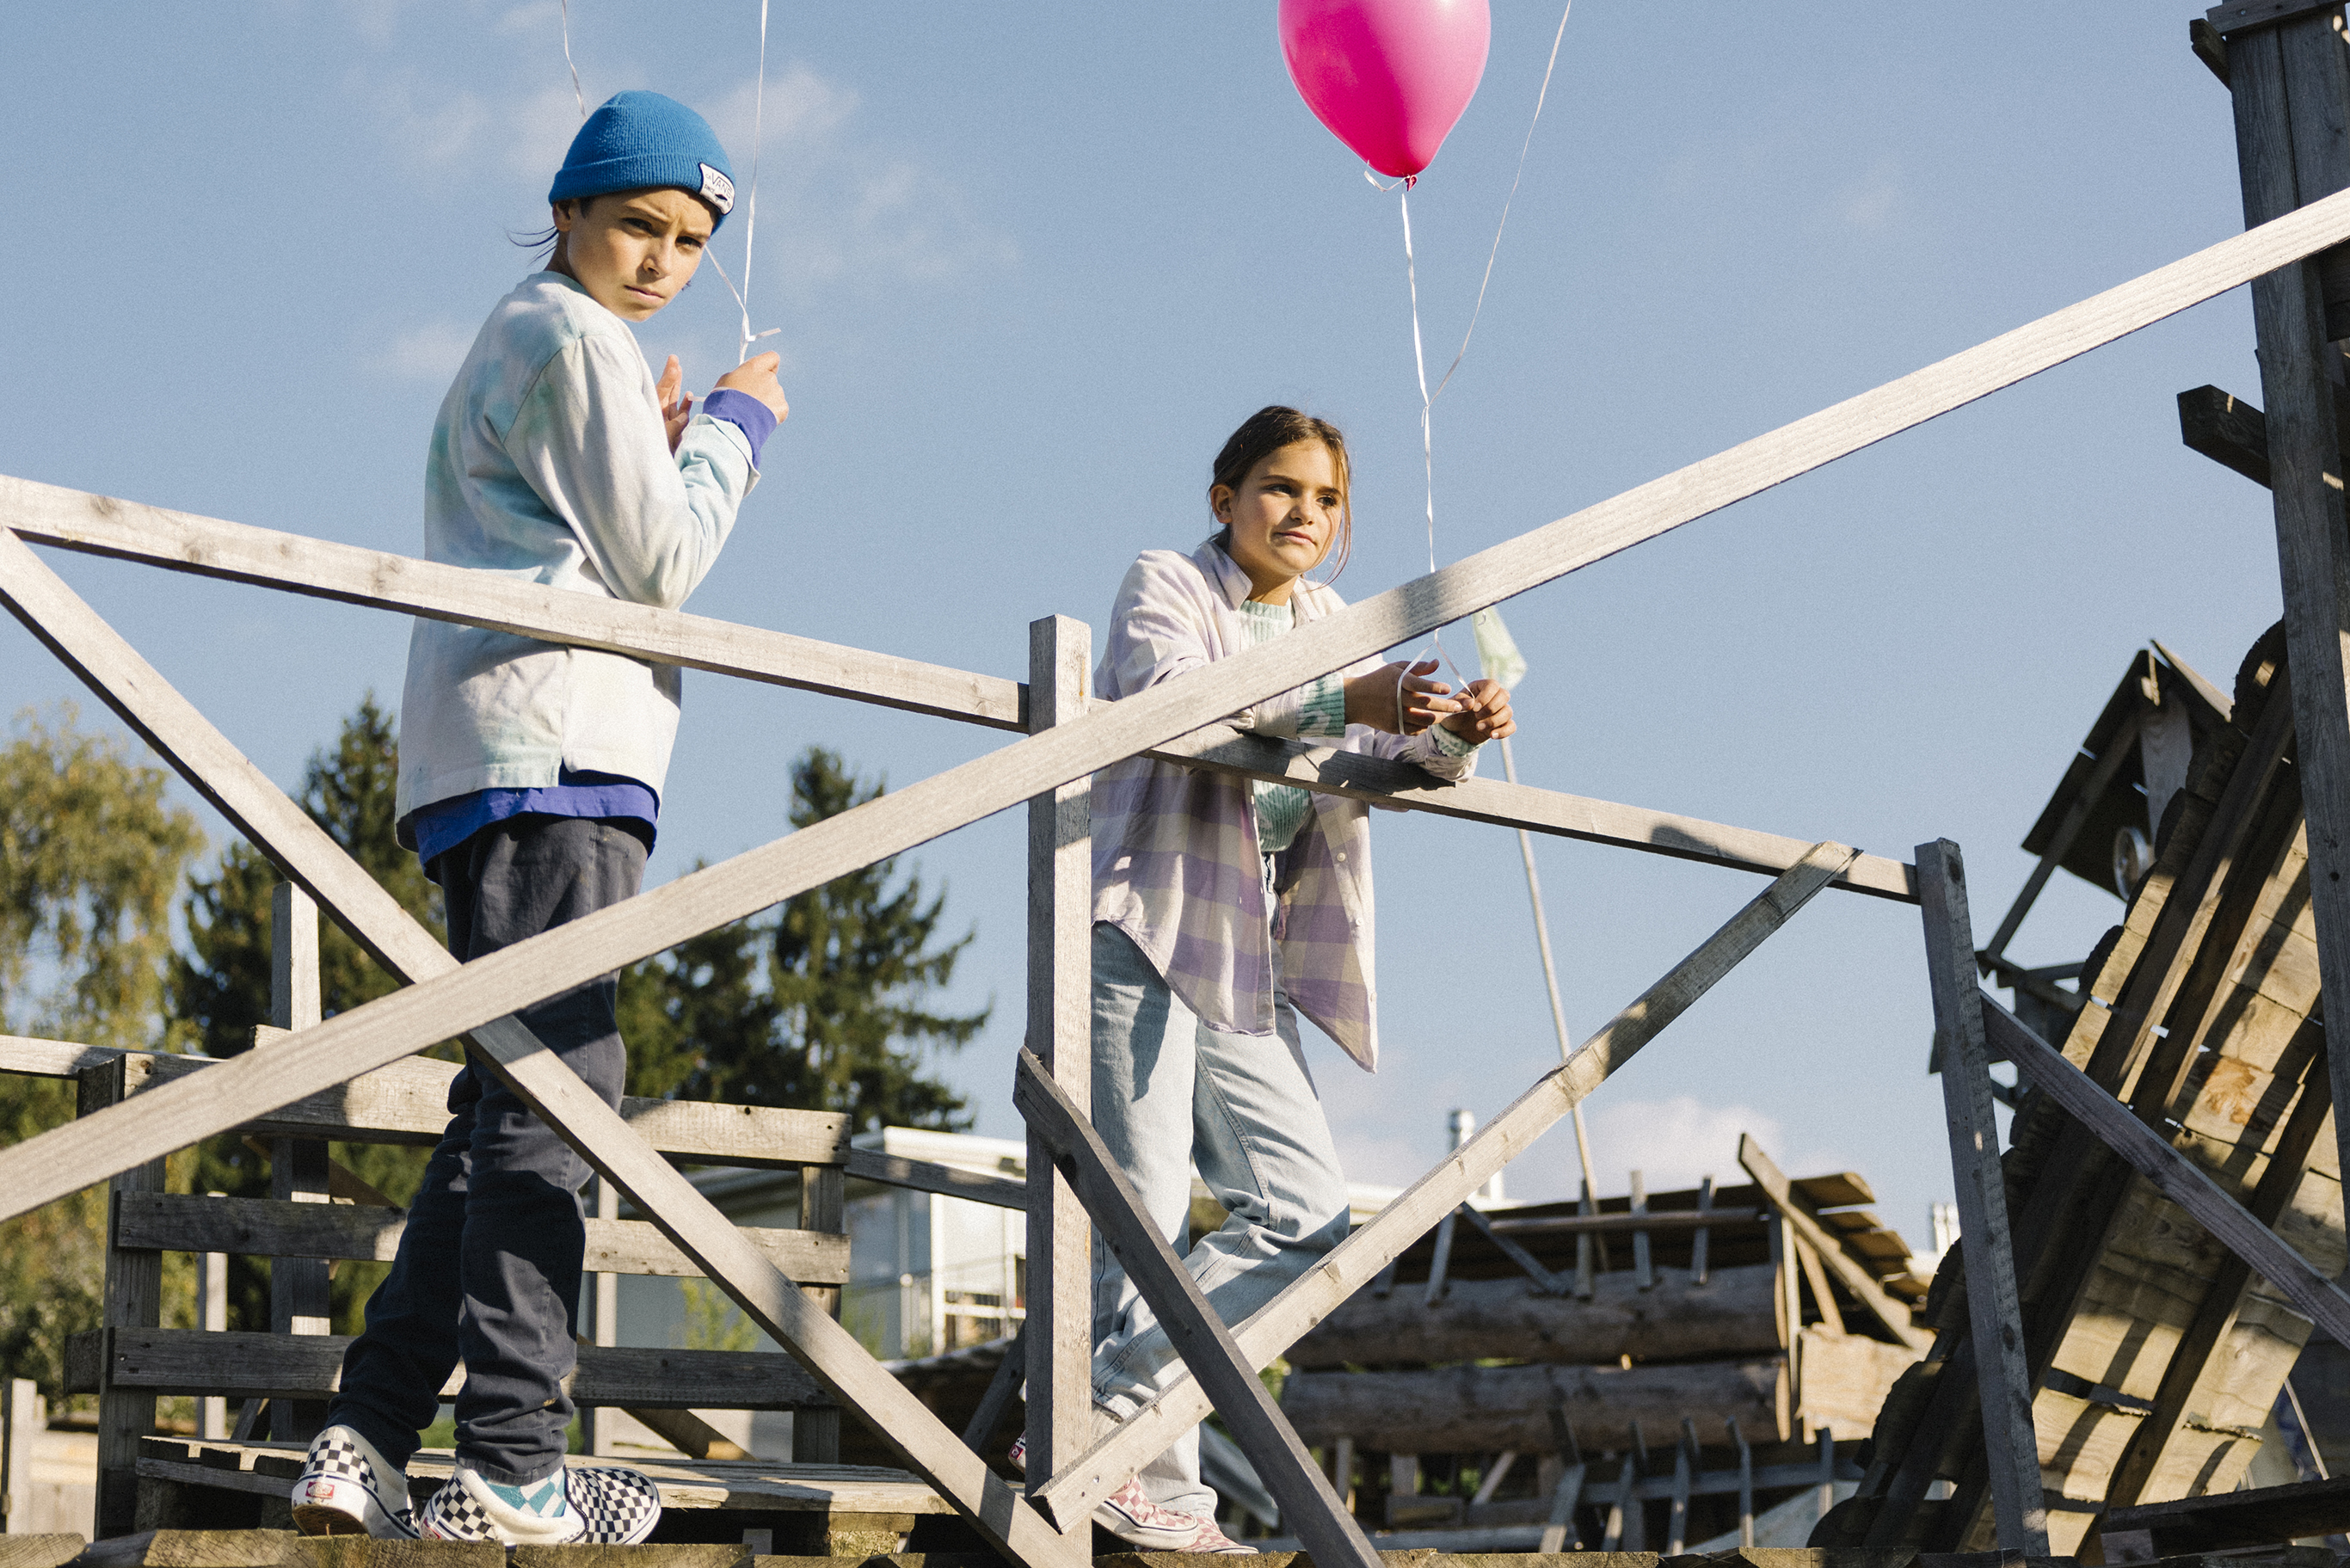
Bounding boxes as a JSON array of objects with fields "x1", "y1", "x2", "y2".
[{"x1": 698, "y1": 163, "x2": 735, "y2": 213}]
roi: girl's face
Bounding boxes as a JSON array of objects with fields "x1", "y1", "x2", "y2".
[
  {"x1": 551, "y1": 188, "x2": 713, "y2": 323},
  {"x1": 1212, "y1": 440, "x2": 1344, "y2": 605}
]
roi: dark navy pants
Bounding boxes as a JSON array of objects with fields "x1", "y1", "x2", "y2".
[{"x1": 327, "y1": 815, "x2": 647, "y2": 1485}]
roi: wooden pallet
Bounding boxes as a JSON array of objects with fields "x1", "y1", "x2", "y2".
[{"x1": 131, "y1": 1440, "x2": 944, "y2": 1556}]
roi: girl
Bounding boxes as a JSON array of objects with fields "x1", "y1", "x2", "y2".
[
  {"x1": 1050, "y1": 405, "x2": 1515, "y2": 1552},
  {"x1": 290, "y1": 91, "x2": 787, "y2": 1547}
]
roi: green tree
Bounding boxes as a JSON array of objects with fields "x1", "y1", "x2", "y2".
[
  {"x1": 169, "y1": 695, "x2": 448, "y2": 1335},
  {"x1": 626, "y1": 747, "x2": 987, "y2": 1131},
  {"x1": 0, "y1": 705, "x2": 204, "y2": 1399}
]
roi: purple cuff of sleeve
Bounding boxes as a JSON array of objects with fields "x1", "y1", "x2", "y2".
[{"x1": 703, "y1": 389, "x2": 777, "y2": 466}]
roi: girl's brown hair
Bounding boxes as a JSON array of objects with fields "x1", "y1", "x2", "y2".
[{"x1": 1209, "y1": 405, "x2": 1354, "y2": 584}]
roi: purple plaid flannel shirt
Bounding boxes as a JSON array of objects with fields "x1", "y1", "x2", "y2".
[{"x1": 1090, "y1": 540, "x2": 1480, "y2": 1072}]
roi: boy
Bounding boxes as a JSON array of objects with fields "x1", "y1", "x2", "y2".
[{"x1": 288, "y1": 90, "x2": 788, "y2": 1546}]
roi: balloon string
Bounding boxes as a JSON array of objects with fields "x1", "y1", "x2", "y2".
[
  {"x1": 1398, "y1": 186, "x2": 1469, "y2": 693},
  {"x1": 560, "y1": 0, "x2": 586, "y2": 119},
  {"x1": 735, "y1": 0, "x2": 772, "y2": 366}
]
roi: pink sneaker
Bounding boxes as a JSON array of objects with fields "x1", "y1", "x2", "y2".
[{"x1": 1093, "y1": 1476, "x2": 1258, "y2": 1554}]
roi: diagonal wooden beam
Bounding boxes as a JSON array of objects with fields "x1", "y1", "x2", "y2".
[
  {"x1": 3, "y1": 474, "x2": 1917, "y2": 900},
  {"x1": 1014, "y1": 1048, "x2": 1380, "y2": 1565},
  {"x1": 1032, "y1": 842, "x2": 1857, "y2": 1526},
  {"x1": 1984, "y1": 997, "x2": 2350, "y2": 1348},
  {"x1": 1916, "y1": 841, "x2": 2050, "y2": 1554},
  {"x1": 13, "y1": 171, "x2": 2350, "y2": 1221},
  {"x1": 1738, "y1": 1135, "x2": 1928, "y2": 1351},
  {"x1": 0, "y1": 529, "x2": 1083, "y2": 1567}
]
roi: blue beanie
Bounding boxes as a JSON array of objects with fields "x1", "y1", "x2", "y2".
[{"x1": 549, "y1": 91, "x2": 736, "y2": 227}]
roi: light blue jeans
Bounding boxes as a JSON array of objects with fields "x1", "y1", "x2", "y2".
[{"x1": 1085, "y1": 917, "x2": 1352, "y2": 1518}]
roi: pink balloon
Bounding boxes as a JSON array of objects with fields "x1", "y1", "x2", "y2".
[{"x1": 1279, "y1": 0, "x2": 1491, "y2": 181}]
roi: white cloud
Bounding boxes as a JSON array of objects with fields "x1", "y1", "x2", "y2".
[
  {"x1": 495, "y1": 0, "x2": 563, "y2": 37},
  {"x1": 355, "y1": 71, "x2": 489, "y2": 167},
  {"x1": 371, "y1": 319, "x2": 477, "y2": 381},
  {"x1": 508, "y1": 82, "x2": 587, "y2": 181},
  {"x1": 1578, "y1": 1094, "x2": 1844, "y2": 1196},
  {"x1": 1839, "y1": 155, "x2": 1903, "y2": 231}
]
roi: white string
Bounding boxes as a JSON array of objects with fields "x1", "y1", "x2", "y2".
[
  {"x1": 733, "y1": 0, "x2": 772, "y2": 366},
  {"x1": 559, "y1": 0, "x2": 585, "y2": 119},
  {"x1": 1387, "y1": 1, "x2": 1573, "y2": 711}
]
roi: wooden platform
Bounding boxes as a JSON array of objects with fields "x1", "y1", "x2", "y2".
[
  {"x1": 130, "y1": 1441, "x2": 946, "y2": 1554},
  {"x1": 8, "y1": 1532, "x2": 2343, "y2": 1568}
]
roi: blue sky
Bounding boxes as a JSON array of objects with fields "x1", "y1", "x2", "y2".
[{"x1": 0, "y1": 4, "x2": 2281, "y2": 1250}]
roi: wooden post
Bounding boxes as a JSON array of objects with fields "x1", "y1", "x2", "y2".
[
  {"x1": 2220, "y1": 1, "x2": 2350, "y2": 1196},
  {"x1": 1731, "y1": 1416, "x2": 1754, "y2": 1548},
  {"x1": 268, "y1": 883, "x2": 329, "y2": 1445},
  {"x1": 3, "y1": 1376, "x2": 38, "y2": 1534},
  {"x1": 1692, "y1": 1175, "x2": 1713, "y2": 1285},
  {"x1": 588, "y1": 1177, "x2": 619, "y2": 1457},
  {"x1": 1022, "y1": 615, "x2": 1091, "y2": 1519},
  {"x1": 1629, "y1": 1171, "x2": 1652, "y2": 1291},
  {"x1": 85, "y1": 1056, "x2": 163, "y2": 1539},
  {"x1": 1915, "y1": 840, "x2": 2049, "y2": 1553},
  {"x1": 196, "y1": 1194, "x2": 228, "y2": 1442},
  {"x1": 794, "y1": 1163, "x2": 846, "y2": 1464}
]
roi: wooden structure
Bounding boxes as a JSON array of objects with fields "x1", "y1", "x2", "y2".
[
  {"x1": 9, "y1": 25, "x2": 2350, "y2": 1556},
  {"x1": 1267, "y1": 1155, "x2": 1922, "y2": 1551}
]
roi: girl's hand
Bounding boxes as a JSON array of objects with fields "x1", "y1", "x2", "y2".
[
  {"x1": 717, "y1": 350, "x2": 790, "y2": 420},
  {"x1": 1442, "y1": 678, "x2": 1516, "y2": 744},
  {"x1": 1344, "y1": 658, "x2": 1462, "y2": 735},
  {"x1": 657, "y1": 354, "x2": 694, "y2": 454}
]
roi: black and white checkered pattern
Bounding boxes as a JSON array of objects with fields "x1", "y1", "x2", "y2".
[
  {"x1": 291, "y1": 1425, "x2": 417, "y2": 1539},
  {"x1": 565, "y1": 1465, "x2": 663, "y2": 1544},
  {"x1": 418, "y1": 1476, "x2": 500, "y2": 1542}
]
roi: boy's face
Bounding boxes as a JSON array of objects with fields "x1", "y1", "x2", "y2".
[{"x1": 551, "y1": 188, "x2": 715, "y2": 323}]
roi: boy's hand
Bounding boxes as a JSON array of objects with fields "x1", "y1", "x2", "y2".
[
  {"x1": 1440, "y1": 678, "x2": 1516, "y2": 744},
  {"x1": 657, "y1": 355, "x2": 693, "y2": 454},
  {"x1": 717, "y1": 351, "x2": 789, "y2": 421}
]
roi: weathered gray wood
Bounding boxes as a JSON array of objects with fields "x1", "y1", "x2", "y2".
[
  {"x1": 1153, "y1": 724, "x2": 1919, "y2": 902},
  {"x1": 1738, "y1": 1136, "x2": 1927, "y2": 1351},
  {"x1": 0, "y1": 537, "x2": 1077, "y2": 1568},
  {"x1": 86, "y1": 1328, "x2": 834, "y2": 1410},
  {"x1": 1035, "y1": 843, "x2": 1855, "y2": 1526},
  {"x1": 1288, "y1": 1263, "x2": 1781, "y2": 1368},
  {"x1": 1277, "y1": 1358, "x2": 1785, "y2": 1456},
  {"x1": 792, "y1": 1162, "x2": 846, "y2": 1463},
  {"x1": 1915, "y1": 840, "x2": 2048, "y2": 1555},
  {"x1": 110, "y1": 1193, "x2": 851, "y2": 1282},
  {"x1": 1022, "y1": 617, "x2": 1092, "y2": 1505},
  {"x1": 0, "y1": 1536, "x2": 84, "y2": 1568},
  {"x1": 2209, "y1": 0, "x2": 2346, "y2": 39},
  {"x1": 1423, "y1": 1210, "x2": 1459, "y2": 1307},
  {"x1": 841, "y1": 1147, "x2": 1024, "y2": 1208},
  {"x1": 265, "y1": 884, "x2": 328, "y2": 1445},
  {"x1": 1535, "y1": 1460, "x2": 1585, "y2": 1553},
  {"x1": 0, "y1": 475, "x2": 1027, "y2": 735},
  {"x1": 2179, "y1": 384, "x2": 2273, "y2": 486},
  {"x1": 1984, "y1": 996, "x2": 2350, "y2": 1347},
  {"x1": 23, "y1": 165, "x2": 2350, "y2": 1218},
  {"x1": 2231, "y1": 2, "x2": 2350, "y2": 1222},
  {"x1": 961, "y1": 1325, "x2": 1024, "y2": 1452},
  {"x1": 3, "y1": 1377, "x2": 41, "y2": 1537},
  {"x1": 86, "y1": 1058, "x2": 163, "y2": 1540},
  {"x1": 1452, "y1": 1201, "x2": 1572, "y2": 1294},
  {"x1": 1792, "y1": 1235, "x2": 1845, "y2": 1337},
  {"x1": 1013, "y1": 1048, "x2": 1379, "y2": 1568},
  {"x1": 1981, "y1": 708, "x2": 2143, "y2": 961},
  {"x1": 1630, "y1": 1171, "x2": 1653, "y2": 1291},
  {"x1": 72, "y1": 1528, "x2": 305, "y2": 1568}
]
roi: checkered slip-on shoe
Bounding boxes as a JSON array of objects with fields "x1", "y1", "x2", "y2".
[
  {"x1": 289, "y1": 1425, "x2": 418, "y2": 1539},
  {"x1": 419, "y1": 1463, "x2": 584, "y2": 1546},
  {"x1": 1092, "y1": 1476, "x2": 1258, "y2": 1553},
  {"x1": 563, "y1": 1464, "x2": 663, "y2": 1544}
]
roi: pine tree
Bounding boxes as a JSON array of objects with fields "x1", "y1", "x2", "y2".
[
  {"x1": 0, "y1": 705, "x2": 204, "y2": 1400},
  {"x1": 169, "y1": 695, "x2": 449, "y2": 1336},
  {"x1": 637, "y1": 748, "x2": 987, "y2": 1131}
]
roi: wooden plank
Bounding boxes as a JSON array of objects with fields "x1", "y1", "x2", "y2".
[
  {"x1": 1021, "y1": 618, "x2": 1091, "y2": 1497},
  {"x1": 1984, "y1": 997, "x2": 2350, "y2": 1346},
  {"x1": 1287, "y1": 1264, "x2": 1780, "y2": 1368},
  {"x1": 0, "y1": 538, "x2": 1077, "y2": 1568},
  {"x1": 1277, "y1": 1358, "x2": 1786, "y2": 1463},
  {"x1": 841, "y1": 1147, "x2": 1024, "y2": 1208},
  {"x1": 1915, "y1": 839, "x2": 2048, "y2": 1555},
  {"x1": 2179, "y1": 384, "x2": 2272, "y2": 485},
  {"x1": 110, "y1": 1193, "x2": 851, "y2": 1283},
  {"x1": 1793, "y1": 1237, "x2": 1845, "y2": 1336},
  {"x1": 0, "y1": 1033, "x2": 117, "y2": 1077},
  {"x1": 2232, "y1": 3, "x2": 2350, "y2": 1223},
  {"x1": 22, "y1": 164, "x2": 2350, "y2": 1213},
  {"x1": 72, "y1": 1529, "x2": 305, "y2": 1568},
  {"x1": 1535, "y1": 1460, "x2": 1586, "y2": 1553},
  {"x1": 0, "y1": 1538, "x2": 85, "y2": 1568},
  {"x1": 1149, "y1": 724, "x2": 1918, "y2": 902},
  {"x1": 1035, "y1": 843, "x2": 1855, "y2": 1527},
  {"x1": 264, "y1": 884, "x2": 329, "y2": 1445},
  {"x1": 1738, "y1": 1136, "x2": 1927, "y2": 1351},
  {"x1": 91, "y1": 1328, "x2": 834, "y2": 1410},
  {"x1": 88, "y1": 1057, "x2": 163, "y2": 1540},
  {"x1": 1453, "y1": 1201, "x2": 1572, "y2": 1294},
  {"x1": 2208, "y1": 0, "x2": 2345, "y2": 37},
  {"x1": 1013, "y1": 1048, "x2": 1380, "y2": 1568},
  {"x1": 2107, "y1": 1471, "x2": 2350, "y2": 1548},
  {"x1": 0, "y1": 475, "x2": 1027, "y2": 734}
]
